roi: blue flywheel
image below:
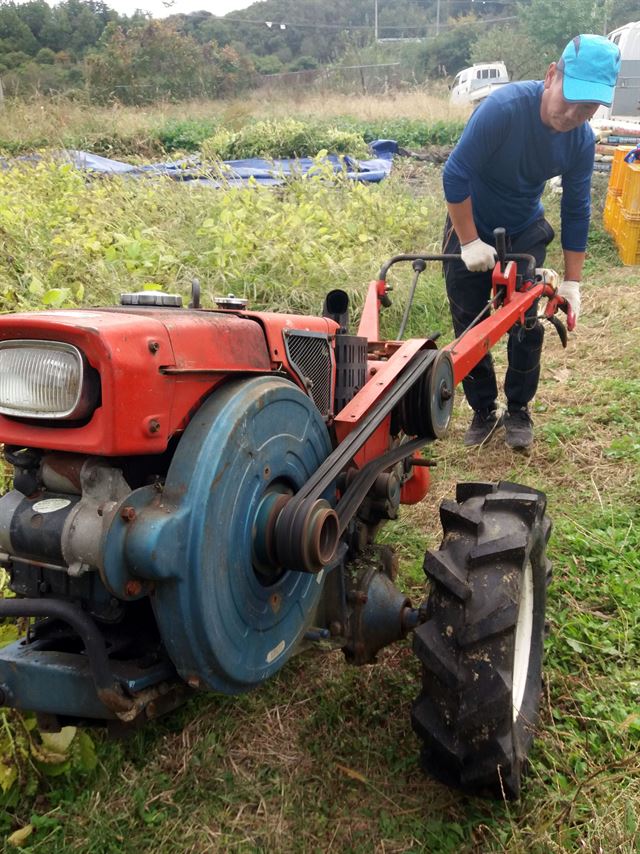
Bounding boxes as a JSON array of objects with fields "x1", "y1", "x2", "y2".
[{"x1": 150, "y1": 376, "x2": 334, "y2": 694}]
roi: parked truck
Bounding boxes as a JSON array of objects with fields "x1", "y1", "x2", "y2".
[
  {"x1": 595, "y1": 20, "x2": 640, "y2": 121},
  {"x1": 449, "y1": 62, "x2": 510, "y2": 106}
]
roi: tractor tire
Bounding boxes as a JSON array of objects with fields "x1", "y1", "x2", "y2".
[{"x1": 411, "y1": 481, "x2": 552, "y2": 799}]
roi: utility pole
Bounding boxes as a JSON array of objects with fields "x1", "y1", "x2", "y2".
[
  {"x1": 436, "y1": 0, "x2": 440, "y2": 36},
  {"x1": 374, "y1": 0, "x2": 378, "y2": 42}
]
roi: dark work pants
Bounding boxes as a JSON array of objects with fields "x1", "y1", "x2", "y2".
[{"x1": 443, "y1": 216, "x2": 555, "y2": 412}]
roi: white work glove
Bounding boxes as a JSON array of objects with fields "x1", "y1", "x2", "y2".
[
  {"x1": 460, "y1": 238, "x2": 497, "y2": 272},
  {"x1": 535, "y1": 267, "x2": 560, "y2": 288},
  {"x1": 557, "y1": 280, "x2": 581, "y2": 327}
]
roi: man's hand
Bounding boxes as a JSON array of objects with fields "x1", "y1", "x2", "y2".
[
  {"x1": 557, "y1": 280, "x2": 581, "y2": 327},
  {"x1": 460, "y1": 238, "x2": 497, "y2": 272}
]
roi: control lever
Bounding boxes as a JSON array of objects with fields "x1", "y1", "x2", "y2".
[
  {"x1": 559, "y1": 298, "x2": 576, "y2": 332},
  {"x1": 535, "y1": 269, "x2": 575, "y2": 347},
  {"x1": 547, "y1": 315, "x2": 568, "y2": 348},
  {"x1": 494, "y1": 227, "x2": 507, "y2": 267}
]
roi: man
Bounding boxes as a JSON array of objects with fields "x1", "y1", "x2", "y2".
[{"x1": 442, "y1": 34, "x2": 621, "y2": 451}]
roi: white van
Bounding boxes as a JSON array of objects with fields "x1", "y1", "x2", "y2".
[
  {"x1": 450, "y1": 62, "x2": 509, "y2": 106},
  {"x1": 595, "y1": 21, "x2": 640, "y2": 120}
]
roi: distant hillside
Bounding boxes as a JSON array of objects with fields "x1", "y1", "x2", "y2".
[
  {"x1": 0, "y1": 0, "x2": 633, "y2": 102},
  {"x1": 173, "y1": 0, "x2": 507, "y2": 70}
]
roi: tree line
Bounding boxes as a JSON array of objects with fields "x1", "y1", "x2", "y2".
[
  {"x1": 0, "y1": 0, "x2": 253, "y2": 102},
  {"x1": 0, "y1": 0, "x2": 635, "y2": 103}
]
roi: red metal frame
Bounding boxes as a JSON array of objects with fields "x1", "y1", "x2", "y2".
[
  {"x1": 336, "y1": 263, "x2": 561, "y2": 505},
  {"x1": 357, "y1": 279, "x2": 389, "y2": 343},
  {"x1": 353, "y1": 264, "x2": 558, "y2": 412},
  {"x1": 445, "y1": 282, "x2": 545, "y2": 385},
  {"x1": 0, "y1": 262, "x2": 562, "y2": 508},
  {"x1": 444, "y1": 269, "x2": 562, "y2": 384}
]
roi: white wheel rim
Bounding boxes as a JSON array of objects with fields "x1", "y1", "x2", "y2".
[{"x1": 512, "y1": 560, "x2": 534, "y2": 722}]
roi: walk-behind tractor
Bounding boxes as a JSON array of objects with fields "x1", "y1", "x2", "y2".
[{"x1": 0, "y1": 230, "x2": 574, "y2": 798}]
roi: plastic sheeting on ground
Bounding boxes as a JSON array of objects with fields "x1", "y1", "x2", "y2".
[{"x1": 3, "y1": 139, "x2": 397, "y2": 187}]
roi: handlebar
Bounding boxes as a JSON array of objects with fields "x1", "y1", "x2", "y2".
[
  {"x1": 377, "y1": 226, "x2": 572, "y2": 345},
  {"x1": 377, "y1": 251, "x2": 537, "y2": 281}
]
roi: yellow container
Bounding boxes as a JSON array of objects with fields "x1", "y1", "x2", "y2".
[
  {"x1": 609, "y1": 146, "x2": 635, "y2": 194},
  {"x1": 611, "y1": 195, "x2": 624, "y2": 239},
  {"x1": 617, "y1": 208, "x2": 640, "y2": 265},
  {"x1": 603, "y1": 189, "x2": 617, "y2": 233},
  {"x1": 621, "y1": 161, "x2": 640, "y2": 215}
]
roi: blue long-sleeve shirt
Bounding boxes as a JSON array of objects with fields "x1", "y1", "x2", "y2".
[{"x1": 443, "y1": 81, "x2": 595, "y2": 252}]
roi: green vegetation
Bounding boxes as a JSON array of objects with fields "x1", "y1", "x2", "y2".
[
  {"x1": 201, "y1": 119, "x2": 370, "y2": 160},
  {"x1": 329, "y1": 118, "x2": 465, "y2": 149},
  {"x1": 0, "y1": 114, "x2": 465, "y2": 158},
  {"x1": 0, "y1": 151, "x2": 444, "y2": 316},
  {"x1": 85, "y1": 22, "x2": 252, "y2": 105},
  {"x1": 198, "y1": 117, "x2": 462, "y2": 160},
  {"x1": 153, "y1": 119, "x2": 218, "y2": 154},
  {"x1": 0, "y1": 2, "x2": 252, "y2": 102}
]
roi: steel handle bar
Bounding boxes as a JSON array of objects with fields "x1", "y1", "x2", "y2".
[{"x1": 377, "y1": 252, "x2": 537, "y2": 281}]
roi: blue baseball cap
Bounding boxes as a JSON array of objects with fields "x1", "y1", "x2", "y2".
[{"x1": 559, "y1": 34, "x2": 621, "y2": 106}]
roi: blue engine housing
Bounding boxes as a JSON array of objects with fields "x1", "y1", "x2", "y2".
[{"x1": 102, "y1": 376, "x2": 335, "y2": 694}]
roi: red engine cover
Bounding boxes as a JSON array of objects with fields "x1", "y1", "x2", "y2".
[{"x1": 0, "y1": 308, "x2": 279, "y2": 455}]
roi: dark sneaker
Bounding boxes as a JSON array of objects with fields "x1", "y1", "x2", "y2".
[
  {"x1": 505, "y1": 407, "x2": 534, "y2": 452},
  {"x1": 463, "y1": 408, "x2": 504, "y2": 447}
]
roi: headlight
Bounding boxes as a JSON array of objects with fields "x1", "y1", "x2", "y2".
[{"x1": 0, "y1": 341, "x2": 98, "y2": 420}]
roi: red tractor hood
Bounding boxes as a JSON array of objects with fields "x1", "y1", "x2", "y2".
[{"x1": 0, "y1": 306, "x2": 333, "y2": 455}]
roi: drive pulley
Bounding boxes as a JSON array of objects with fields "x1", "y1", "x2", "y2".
[{"x1": 141, "y1": 376, "x2": 335, "y2": 694}]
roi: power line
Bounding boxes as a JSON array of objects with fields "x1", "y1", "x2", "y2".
[
  {"x1": 223, "y1": 17, "x2": 375, "y2": 30},
  {"x1": 261, "y1": 62, "x2": 402, "y2": 79},
  {"x1": 223, "y1": 17, "x2": 369, "y2": 29},
  {"x1": 221, "y1": 15, "x2": 517, "y2": 31}
]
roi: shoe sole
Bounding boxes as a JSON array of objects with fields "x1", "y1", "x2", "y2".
[
  {"x1": 504, "y1": 412, "x2": 533, "y2": 453},
  {"x1": 505, "y1": 438, "x2": 533, "y2": 454},
  {"x1": 464, "y1": 415, "x2": 505, "y2": 448}
]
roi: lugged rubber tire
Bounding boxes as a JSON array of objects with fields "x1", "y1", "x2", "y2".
[{"x1": 411, "y1": 481, "x2": 552, "y2": 799}]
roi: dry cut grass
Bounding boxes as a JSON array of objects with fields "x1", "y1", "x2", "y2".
[
  {"x1": 243, "y1": 87, "x2": 470, "y2": 123},
  {"x1": 0, "y1": 88, "x2": 467, "y2": 150}
]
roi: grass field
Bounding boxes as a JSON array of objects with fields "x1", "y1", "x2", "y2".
[
  {"x1": 0, "y1": 92, "x2": 468, "y2": 157},
  {"x1": 0, "y1": 89, "x2": 466, "y2": 142},
  {"x1": 0, "y1": 96, "x2": 638, "y2": 852}
]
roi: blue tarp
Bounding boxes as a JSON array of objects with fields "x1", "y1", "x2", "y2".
[{"x1": 44, "y1": 139, "x2": 395, "y2": 187}]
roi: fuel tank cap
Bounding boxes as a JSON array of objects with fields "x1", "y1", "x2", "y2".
[
  {"x1": 120, "y1": 291, "x2": 183, "y2": 307},
  {"x1": 214, "y1": 294, "x2": 248, "y2": 309}
]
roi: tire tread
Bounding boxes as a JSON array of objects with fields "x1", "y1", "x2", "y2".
[{"x1": 411, "y1": 481, "x2": 549, "y2": 799}]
